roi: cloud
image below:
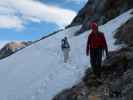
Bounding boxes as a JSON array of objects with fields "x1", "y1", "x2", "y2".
[
  {"x1": 0, "y1": 0, "x2": 77, "y2": 29},
  {"x1": 0, "y1": 15, "x2": 24, "y2": 29}
]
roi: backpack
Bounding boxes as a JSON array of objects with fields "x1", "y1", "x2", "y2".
[{"x1": 61, "y1": 39, "x2": 70, "y2": 49}]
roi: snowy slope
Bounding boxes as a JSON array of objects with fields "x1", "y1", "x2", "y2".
[{"x1": 0, "y1": 9, "x2": 132, "y2": 100}]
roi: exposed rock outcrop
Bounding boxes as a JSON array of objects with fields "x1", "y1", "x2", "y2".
[
  {"x1": 69, "y1": 0, "x2": 133, "y2": 33},
  {"x1": 114, "y1": 17, "x2": 133, "y2": 45}
]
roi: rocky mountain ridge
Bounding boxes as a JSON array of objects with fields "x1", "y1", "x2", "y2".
[{"x1": 69, "y1": 0, "x2": 133, "y2": 33}]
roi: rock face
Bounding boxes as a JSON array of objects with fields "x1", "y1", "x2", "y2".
[
  {"x1": 69, "y1": 0, "x2": 133, "y2": 32},
  {"x1": 0, "y1": 41, "x2": 32, "y2": 60},
  {"x1": 114, "y1": 17, "x2": 133, "y2": 45}
]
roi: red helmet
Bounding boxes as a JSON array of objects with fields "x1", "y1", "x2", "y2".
[{"x1": 90, "y1": 22, "x2": 98, "y2": 30}]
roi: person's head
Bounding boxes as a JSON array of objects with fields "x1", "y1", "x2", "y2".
[
  {"x1": 90, "y1": 22, "x2": 98, "y2": 33},
  {"x1": 64, "y1": 37, "x2": 67, "y2": 40},
  {"x1": 61, "y1": 37, "x2": 67, "y2": 43}
]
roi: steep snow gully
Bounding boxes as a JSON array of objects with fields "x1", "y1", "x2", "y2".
[{"x1": 0, "y1": 9, "x2": 132, "y2": 100}]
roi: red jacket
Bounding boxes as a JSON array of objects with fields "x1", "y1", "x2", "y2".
[{"x1": 86, "y1": 31, "x2": 108, "y2": 55}]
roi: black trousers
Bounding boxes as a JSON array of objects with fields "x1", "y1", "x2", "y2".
[{"x1": 90, "y1": 48, "x2": 103, "y2": 77}]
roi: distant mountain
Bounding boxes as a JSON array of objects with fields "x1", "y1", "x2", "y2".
[{"x1": 0, "y1": 41, "x2": 32, "y2": 60}]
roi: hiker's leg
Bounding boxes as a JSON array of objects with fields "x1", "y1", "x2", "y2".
[
  {"x1": 63, "y1": 50, "x2": 66, "y2": 63},
  {"x1": 90, "y1": 48, "x2": 97, "y2": 75},
  {"x1": 95, "y1": 48, "x2": 103, "y2": 77},
  {"x1": 66, "y1": 49, "x2": 69, "y2": 62},
  {"x1": 64, "y1": 49, "x2": 69, "y2": 63}
]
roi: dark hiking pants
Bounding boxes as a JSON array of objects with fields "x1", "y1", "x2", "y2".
[{"x1": 90, "y1": 48, "x2": 103, "y2": 77}]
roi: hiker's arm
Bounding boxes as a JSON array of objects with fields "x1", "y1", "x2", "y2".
[{"x1": 102, "y1": 34, "x2": 109, "y2": 57}]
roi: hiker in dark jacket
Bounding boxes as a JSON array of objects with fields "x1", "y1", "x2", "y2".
[
  {"x1": 61, "y1": 37, "x2": 70, "y2": 63},
  {"x1": 86, "y1": 22, "x2": 108, "y2": 78}
]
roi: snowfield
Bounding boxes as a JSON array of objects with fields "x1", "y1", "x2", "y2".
[{"x1": 0, "y1": 9, "x2": 132, "y2": 100}]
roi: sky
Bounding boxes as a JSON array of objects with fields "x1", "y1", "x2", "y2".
[{"x1": 0, "y1": 0, "x2": 87, "y2": 42}]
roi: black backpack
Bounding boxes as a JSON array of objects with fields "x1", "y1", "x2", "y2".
[{"x1": 61, "y1": 39, "x2": 70, "y2": 49}]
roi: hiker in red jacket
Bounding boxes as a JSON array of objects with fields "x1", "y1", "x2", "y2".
[{"x1": 86, "y1": 22, "x2": 108, "y2": 78}]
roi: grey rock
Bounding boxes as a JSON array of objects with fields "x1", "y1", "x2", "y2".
[
  {"x1": 69, "y1": 0, "x2": 133, "y2": 34},
  {"x1": 114, "y1": 18, "x2": 133, "y2": 45}
]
